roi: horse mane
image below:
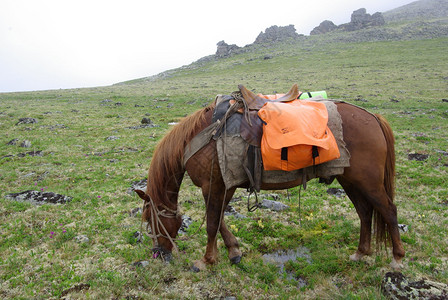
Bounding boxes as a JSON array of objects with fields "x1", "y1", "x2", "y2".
[{"x1": 147, "y1": 103, "x2": 215, "y2": 203}]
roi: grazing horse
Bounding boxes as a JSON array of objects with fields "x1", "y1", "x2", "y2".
[{"x1": 135, "y1": 87, "x2": 405, "y2": 271}]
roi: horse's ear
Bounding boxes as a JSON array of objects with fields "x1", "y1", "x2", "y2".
[{"x1": 135, "y1": 189, "x2": 149, "y2": 201}]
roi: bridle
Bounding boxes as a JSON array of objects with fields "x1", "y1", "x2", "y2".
[{"x1": 142, "y1": 194, "x2": 180, "y2": 259}]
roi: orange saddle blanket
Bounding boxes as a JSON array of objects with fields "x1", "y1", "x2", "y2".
[{"x1": 257, "y1": 98, "x2": 340, "y2": 171}]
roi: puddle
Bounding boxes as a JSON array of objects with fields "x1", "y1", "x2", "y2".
[{"x1": 262, "y1": 247, "x2": 312, "y2": 287}]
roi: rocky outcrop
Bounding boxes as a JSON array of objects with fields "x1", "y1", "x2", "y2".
[
  {"x1": 310, "y1": 20, "x2": 338, "y2": 35},
  {"x1": 341, "y1": 8, "x2": 385, "y2": 31},
  {"x1": 216, "y1": 40, "x2": 241, "y2": 58},
  {"x1": 311, "y1": 8, "x2": 385, "y2": 35},
  {"x1": 382, "y1": 272, "x2": 448, "y2": 299},
  {"x1": 254, "y1": 25, "x2": 300, "y2": 44}
]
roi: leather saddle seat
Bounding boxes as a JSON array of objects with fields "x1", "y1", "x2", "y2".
[{"x1": 238, "y1": 84, "x2": 300, "y2": 147}]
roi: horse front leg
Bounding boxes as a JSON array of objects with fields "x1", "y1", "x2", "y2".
[
  {"x1": 220, "y1": 219, "x2": 242, "y2": 264},
  {"x1": 192, "y1": 186, "x2": 236, "y2": 272}
]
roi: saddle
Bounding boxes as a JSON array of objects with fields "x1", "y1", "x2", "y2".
[
  {"x1": 184, "y1": 84, "x2": 349, "y2": 192},
  {"x1": 215, "y1": 84, "x2": 301, "y2": 147}
]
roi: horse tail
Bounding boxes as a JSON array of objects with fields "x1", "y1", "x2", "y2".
[
  {"x1": 376, "y1": 114, "x2": 396, "y2": 201},
  {"x1": 374, "y1": 114, "x2": 396, "y2": 248}
]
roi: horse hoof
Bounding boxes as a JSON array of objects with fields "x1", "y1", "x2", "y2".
[
  {"x1": 230, "y1": 255, "x2": 241, "y2": 265},
  {"x1": 163, "y1": 253, "x2": 173, "y2": 263},
  {"x1": 390, "y1": 259, "x2": 403, "y2": 270},
  {"x1": 349, "y1": 252, "x2": 364, "y2": 261},
  {"x1": 191, "y1": 265, "x2": 201, "y2": 273},
  {"x1": 191, "y1": 260, "x2": 206, "y2": 272}
]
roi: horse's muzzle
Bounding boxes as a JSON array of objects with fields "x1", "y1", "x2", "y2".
[{"x1": 152, "y1": 246, "x2": 173, "y2": 263}]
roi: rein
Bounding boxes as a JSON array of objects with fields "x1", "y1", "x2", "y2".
[{"x1": 141, "y1": 196, "x2": 179, "y2": 258}]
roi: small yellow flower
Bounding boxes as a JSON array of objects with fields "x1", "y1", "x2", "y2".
[
  {"x1": 258, "y1": 219, "x2": 264, "y2": 229},
  {"x1": 305, "y1": 213, "x2": 314, "y2": 221},
  {"x1": 230, "y1": 224, "x2": 238, "y2": 233}
]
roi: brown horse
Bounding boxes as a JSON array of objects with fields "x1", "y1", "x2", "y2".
[{"x1": 135, "y1": 88, "x2": 405, "y2": 271}]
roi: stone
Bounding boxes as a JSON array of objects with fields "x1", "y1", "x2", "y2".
[
  {"x1": 382, "y1": 272, "x2": 448, "y2": 300},
  {"x1": 129, "y1": 207, "x2": 142, "y2": 217},
  {"x1": 398, "y1": 224, "x2": 409, "y2": 233},
  {"x1": 133, "y1": 231, "x2": 143, "y2": 243},
  {"x1": 105, "y1": 136, "x2": 119, "y2": 141},
  {"x1": 408, "y1": 153, "x2": 429, "y2": 161},
  {"x1": 254, "y1": 25, "x2": 299, "y2": 44},
  {"x1": 141, "y1": 117, "x2": 152, "y2": 124},
  {"x1": 224, "y1": 205, "x2": 247, "y2": 219},
  {"x1": 327, "y1": 188, "x2": 346, "y2": 198},
  {"x1": 5, "y1": 190, "x2": 72, "y2": 205},
  {"x1": 133, "y1": 260, "x2": 150, "y2": 267},
  {"x1": 178, "y1": 215, "x2": 193, "y2": 235},
  {"x1": 216, "y1": 40, "x2": 241, "y2": 58},
  {"x1": 261, "y1": 199, "x2": 289, "y2": 211},
  {"x1": 17, "y1": 150, "x2": 43, "y2": 157},
  {"x1": 312, "y1": 8, "x2": 385, "y2": 35},
  {"x1": 310, "y1": 20, "x2": 338, "y2": 35},
  {"x1": 128, "y1": 178, "x2": 147, "y2": 194},
  {"x1": 6, "y1": 139, "x2": 18, "y2": 145},
  {"x1": 75, "y1": 235, "x2": 89, "y2": 244},
  {"x1": 16, "y1": 117, "x2": 37, "y2": 125},
  {"x1": 20, "y1": 140, "x2": 32, "y2": 148}
]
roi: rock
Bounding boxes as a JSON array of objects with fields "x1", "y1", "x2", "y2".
[
  {"x1": 6, "y1": 139, "x2": 18, "y2": 145},
  {"x1": 261, "y1": 199, "x2": 289, "y2": 211},
  {"x1": 327, "y1": 188, "x2": 346, "y2": 198},
  {"x1": 312, "y1": 8, "x2": 385, "y2": 35},
  {"x1": 128, "y1": 178, "x2": 147, "y2": 194},
  {"x1": 129, "y1": 207, "x2": 142, "y2": 217},
  {"x1": 5, "y1": 190, "x2": 72, "y2": 205},
  {"x1": 17, "y1": 150, "x2": 43, "y2": 157},
  {"x1": 398, "y1": 224, "x2": 409, "y2": 233},
  {"x1": 310, "y1": 20, "x2": 338, "y2": 35},
  {"x1": 216, "y1": 40, "x2": 241, "y2": 58},
  {"x1": 254, "y1": 25, "x2": 300, "y2": 44},
  {"x1": 178, "y1": 215, "x2": 193, "y2": 235},
  {"x1": 141, "y1": 117, "x2": 152, "y2": 124},
  {"x1": 20, "y1": 140, "x2": 32, "y2": 148},
  {"x1": 382, "y1": 272, "x2": 448, "y2": 300},
  {"x1": 224, "y1": 205, "x2": 247, "y2": 219},
  {"x1": 408, "y1": 153, "x2": 429, "y2": 161},
  {"x1": 435, "y1": 149, "x2": 448, "y2": 156},
  {"x1": 133, "y1": 231, "x2": 143, "y2": 243},
  {"x1": 16, "y1": 117, "x2": 37, "y2": 125},
  {"x1": 75, "y1": 235, "x2": 89, "y2": 244},
  {"x1": 343, "y1": 8, "x2": 385, "y2": 31},
  {"x1": 442, "y1": 99, "x2": 448, "y2": 103},
  {"x1": 133, "y1": 260, "x2": 150, "y2": 267},
  {"x1": 105, "y1": 136, "x2": 119, "y2": 141}
]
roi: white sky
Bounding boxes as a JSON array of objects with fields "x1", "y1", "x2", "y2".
[{"x1": 0, "y1": 0, "x2": 416, "y2": 93}]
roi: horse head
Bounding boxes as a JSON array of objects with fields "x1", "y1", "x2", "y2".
[{"x1": 135, "y1": 189, "x2": 182, "y2": 261}]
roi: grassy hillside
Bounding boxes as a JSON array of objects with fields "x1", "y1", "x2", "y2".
[{"x1": 1, "y1": 32, "x2": 447, "y2": 299}]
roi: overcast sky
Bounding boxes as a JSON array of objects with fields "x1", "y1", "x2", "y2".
[{"x1": 0, "y1": 0, "x2": 416, "y2": 93}]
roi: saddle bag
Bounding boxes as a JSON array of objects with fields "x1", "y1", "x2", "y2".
[{"x1": 258, "y1": 99, "x2": 340, "y2": 171}]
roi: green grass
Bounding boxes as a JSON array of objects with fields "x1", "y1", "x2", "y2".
[{"x1": 0, "y1": 32, "x2": 447, "y2": 298}]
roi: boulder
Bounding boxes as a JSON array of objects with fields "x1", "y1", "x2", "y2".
[
  {"x1": 340, "y1": 8, "x2": 385, "y2": 32},
  {"x1": 216, "y1": 40, "x2": 241, "y2": 58},
  {"x1": 254, "y1": 25, "x2": 299, "y2": 44},
  {"x1": 310, "y1": 20, "x2": 338, "y2": 35},
  {"x1": 382, "y1": 272, "x2": 448, "y2": 299},
  {"x1": 311, "y1": 8, "x2": 385, "y2": 35},
  {"x1": 5, "y1": 190, "x2": 72, "y2": 205}
]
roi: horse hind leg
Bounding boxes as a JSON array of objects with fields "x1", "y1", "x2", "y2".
[
  {"x1": 339, "y1": 177, "x2": 405, "y2": 269},
  {"x1": 338, "y1": 179, "x2": 374, "y2": 261}
]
